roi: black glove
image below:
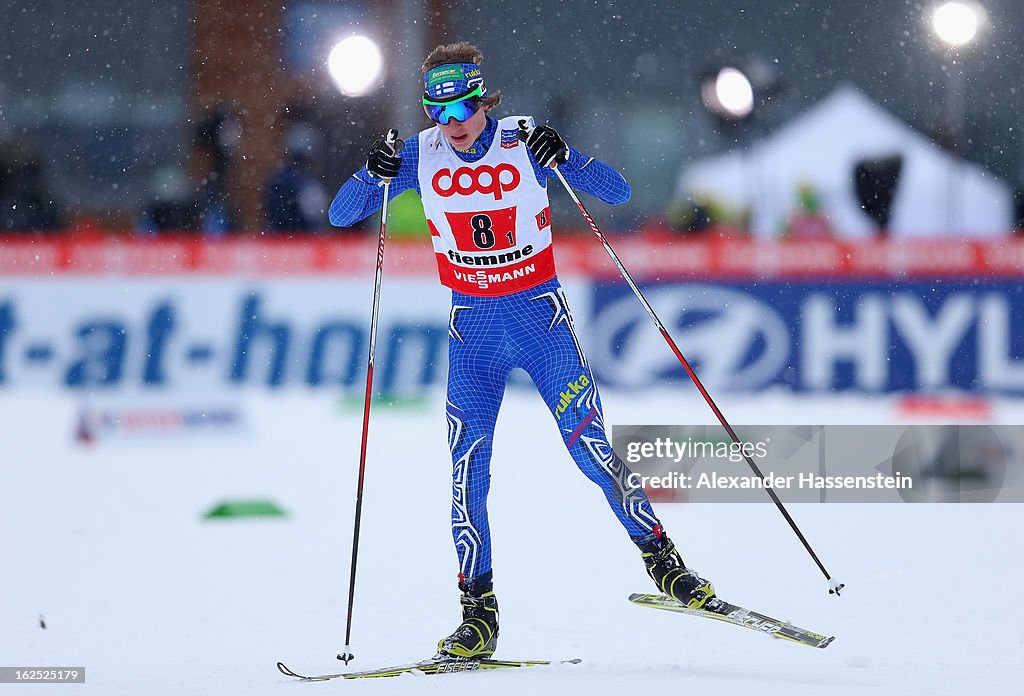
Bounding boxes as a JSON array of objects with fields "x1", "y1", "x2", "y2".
[
  {"x1": 525, "y1": 124, "x2": 568, "y2": 167},
  {"x1": 366, "y1": 133, "x2": 402, "y2": 179}
]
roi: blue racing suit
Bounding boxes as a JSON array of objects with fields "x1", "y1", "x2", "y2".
[{"x1": 330, "y1": 116, "x2": 662, "y2": 588}]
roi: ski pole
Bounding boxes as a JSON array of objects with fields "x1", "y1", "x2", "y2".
[
  {"x1": 518, "y1": 122, "x2": 843, "y2": 596},
  {"x1": 338, "y1": 129, "x2": 404, "y2": 665}
]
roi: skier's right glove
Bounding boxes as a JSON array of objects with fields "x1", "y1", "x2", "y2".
[{"x1": 366, "y1": 134, "x2": 402, "y2": 179}]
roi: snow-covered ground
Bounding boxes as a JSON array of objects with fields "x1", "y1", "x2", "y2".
[{"x1": 2, "y1": 389, "x2": 1022, "y2": 695}]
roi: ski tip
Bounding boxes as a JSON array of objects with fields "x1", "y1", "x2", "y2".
[{"x1": 276, "y1": 662, "x2": 301, "y2": 678}]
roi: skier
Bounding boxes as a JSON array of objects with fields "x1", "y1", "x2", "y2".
[{"x1": 328, "y1": 42, "x2": 714, "y2": 659}]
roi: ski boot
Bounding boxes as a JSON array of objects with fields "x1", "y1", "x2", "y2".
[
  {"x1": 437, "y1": 580, "x2": 499, "y2": 659},
  {"x1": 639, "y1": 533, "x2": 715, "y2": 609}
]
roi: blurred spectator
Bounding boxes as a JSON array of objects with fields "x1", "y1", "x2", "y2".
[
  {"x1": 138, "y1": 165, "x2": 199, "y2": 234},
  {"x1": 193, "y1": 110, "x2": 243, "y2": 235},
  {"x1": 262, "y1": 122, "x2": 329, "y2": 233},
  {"x1": 667, "y1": 195, "x2": 714, "y2": 235},
  {"x1": 853, "y1": 154, "x2": 902, "y2": 237},
  {"x1": 0, "y1": 138, "x2": 62, "y2": 232},
  {"x1": 783, "y1": 183, "x2": 833, "y2": 239},
  {"x1": 666, "y1": 194, "x2": 748, "y2": 236}
]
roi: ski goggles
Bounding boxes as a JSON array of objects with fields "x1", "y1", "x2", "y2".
[{"x1": 422, "y1": 85, "x2": 484, "y2": 125}]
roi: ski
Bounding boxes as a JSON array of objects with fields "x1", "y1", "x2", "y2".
[
  {"x1": 277, "y1": 656, "x2": 581, "y2": 681},
  {"x1": 629, "y1": 593, "x2": 835, "y2": 649}
]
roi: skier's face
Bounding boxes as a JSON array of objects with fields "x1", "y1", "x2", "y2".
[{"x1": 438, "y1": 105, "x2": 487, "y2": 151}]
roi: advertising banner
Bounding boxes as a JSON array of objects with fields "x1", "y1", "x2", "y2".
[
  {"x1": 0, "y1": 278, "x2": 451, "y2": 393},
  {"x1": 587, "y1": 280, "x2": 1024, "y2": 393},
  {"x1": 2, "y1": 236, "x2": 1023, "y2": 395}
]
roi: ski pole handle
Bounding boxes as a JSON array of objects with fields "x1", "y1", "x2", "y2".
[
  {"x1": 516, "y1": 119, "x2": 533, "y2": 142},
  {"x1": 385, "y1": 128, "x2": 404, "y2": 154},
  {"x1": 377, "y1": 128, "x2": 405, "y2": 183},
  {"x1": 516, "y1": 119, "x2": 561, "y2": 170}
]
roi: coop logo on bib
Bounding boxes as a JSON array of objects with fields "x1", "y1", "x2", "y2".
[{"x1": 432, "y1": 164, "x2": 521, "y2": 200}]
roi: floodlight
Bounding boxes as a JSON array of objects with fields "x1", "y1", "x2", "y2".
[
  {"x1": 932, "y1": 2, "x2": 981, "y2": 47},
  {"x1": 701, "y1": 67, "x2": 754, "y2": 120},
  {"x1": 327, "y1": 36, "x2": 384, "y2": 97}
]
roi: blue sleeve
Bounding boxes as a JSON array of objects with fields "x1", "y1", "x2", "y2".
[
  {"x1": 531, "y1": 147, "x2": 631, "y2": 205},
  {"x1": 328, "y1": 135, "x2": 422, "y2": 227}
]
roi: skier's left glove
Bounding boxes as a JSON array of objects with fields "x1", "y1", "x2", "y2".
[{"x1": 525, "y1": 125, "x2": 569, "y2": 168}]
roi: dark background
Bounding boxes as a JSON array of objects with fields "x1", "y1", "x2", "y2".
[{"x1": 1, "y1": 0, "x2": 1019, "y2": 231}]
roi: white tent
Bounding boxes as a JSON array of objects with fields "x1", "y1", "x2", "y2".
[{"x1": 676, "y1": 85, "x2": 1013, "y2": 238}]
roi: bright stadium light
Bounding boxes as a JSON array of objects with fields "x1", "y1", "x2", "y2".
[
  {"x1": 932, "y1": 2, "x2": 981, "y2": 47},
  {"x1": 701, "y1": 67, "x2": 754, "y2": 120},
  {"x1": 327, "y1": 35, "x2": 384, "y2": 97}
]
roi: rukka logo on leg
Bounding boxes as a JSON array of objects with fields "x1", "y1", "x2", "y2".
[{"x1": 554, "y1": 373, "x2": 590, "y2": 421}]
